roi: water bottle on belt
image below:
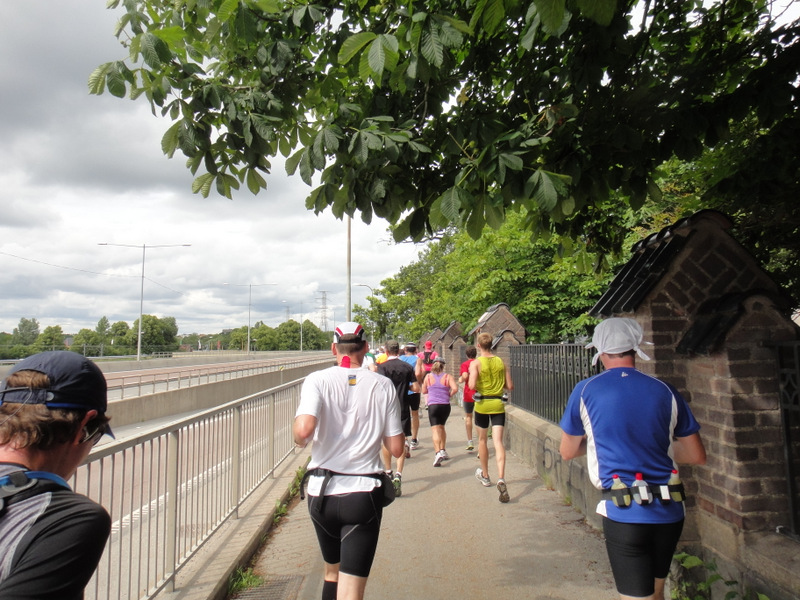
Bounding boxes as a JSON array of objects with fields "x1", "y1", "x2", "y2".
[
  {"x1": 631, "y1": 472, "x2": 653, "y2": 505},
  {"x1": 610, "y1": 474, "x2": 631, "y2": 507}
]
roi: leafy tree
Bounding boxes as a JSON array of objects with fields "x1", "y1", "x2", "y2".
[
  {"x1": 92, "y1": 0, "x2": 800, "y2": 261},
  {"x1": 125, "y1": 315, "x2": 179, "y2": 353},
  {"x1": 12, "y1": 318, "x2": 40, "y2": 346},
  {"x1": 275, "y1": 320, "x2": 301, "y2": 351},
  {"x1": 228, "y1": 326, "x2": 249, "y2": 351},
  {"x1": 109, "y1": 321, "x2": 131, "y2": 346},
  {"x1": 371, "y1": 211, "x2": 619, "y2": 342},
  {"x1": 72, "y1": 328, "x2": 102, "y2": 350},
  {"x1": 95, "y1": 316, "x2": 111, "y2": 343},
  {"x1": 34, "y1": 325, "x2": 66, "y2": 352},
  {"x1": 251, "y1": 323, "x2": 278, "y2": 350},
  {"x1": 300, "y1": 319, "x2": 328, "y2": 350}
]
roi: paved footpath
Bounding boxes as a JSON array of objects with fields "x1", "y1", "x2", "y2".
[{"x1": 241, "y1": 405, "x2": 618, "y2": 600}]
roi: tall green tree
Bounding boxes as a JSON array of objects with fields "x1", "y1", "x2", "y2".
[
  {"x1": 72, "y1": 328, "x2": 102, "y2": 352},
  {"x1": 34, "y1": 325, "x2": 65, "y2": 352},
  {"x1": 251, "y1": 323, "x2": 278, "y2": 350},
  {"x1": 300, "y1": 320, "x2": 328, "y2": 350},
  {"x1": 109, "y1": 321, "x2": 131, "y2": 347},
  {"x1": 92, "y1": 1, "x2": 799, "y2": 261},
  {"x1": 275, "y1": 320, "x2": 301, "y2": 350},
  {"x1": 12, "y1": 318, "x2": 40, "y2": 346},
  {"x1": 95, "y1": 316, "x2": 111, "y2": 343},
  {"x1": 125, "y1": 315, "x2": 180, "y2": 353}
]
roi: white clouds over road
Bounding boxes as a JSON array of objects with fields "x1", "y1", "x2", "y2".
[{"x1": 0, "y1": 2, "x2": 421, "y2": 335}]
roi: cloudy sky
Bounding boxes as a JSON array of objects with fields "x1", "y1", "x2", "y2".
[{"x1": 0, "y1": 2, "x2": 423, "y2": 336}]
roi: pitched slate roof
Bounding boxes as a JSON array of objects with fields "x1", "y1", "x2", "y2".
[
  {"x1": 468, "y1": 303, "x2": 511, "y2": 336},
  {"x1": 589, "y1": 210, "x2": 732, "y2": 318}
]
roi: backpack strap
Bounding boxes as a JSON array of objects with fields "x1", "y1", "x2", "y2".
[{"x1": 0, "y1": 470, "x2": 71, "y2": 517}]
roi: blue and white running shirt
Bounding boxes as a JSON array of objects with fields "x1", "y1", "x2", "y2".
[{"x1": 560, "y1": 367, "x2": 701, "y2": 524}]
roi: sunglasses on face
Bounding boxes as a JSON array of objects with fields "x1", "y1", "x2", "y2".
[{"x1": 80, "y1": 424, "x2": 108, "y2": 446}]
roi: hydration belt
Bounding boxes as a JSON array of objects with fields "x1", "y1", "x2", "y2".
[
  {"x1": 299, "y1": 468, "x2": 386, "y2": 515},
  {"x1": 601, "y1": 482, "x2": 686, "y2": 506}
]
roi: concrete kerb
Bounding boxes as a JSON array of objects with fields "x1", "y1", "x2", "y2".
[{"x1": 155, "y1": 448, "x2": 311, "y2": 600}]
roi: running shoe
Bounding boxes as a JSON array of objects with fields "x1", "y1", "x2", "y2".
[
  {"x1": 409, "y1": 439, "x2": 420, "y2": 450},
  {"x1": 393, "y1": 474, "x2": 402, "y2": 497},
  {"x1": 497, "y1": 479, "x2": 509, "y2": 503},
  {"x1": 475, "y1": 468, "x2": 491, "y2": 487},
  {"x1": 466, "y1": 441, "x2": 474, "y2": 451},
  {"x1": 433, "y1": 450, "x2": 444, "y2": 467},
  {"x1": 440, "y1": 449, "x2": 450, "y2": 460}
]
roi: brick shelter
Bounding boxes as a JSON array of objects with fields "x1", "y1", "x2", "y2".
[{"x1": 467, "y1": 303, "x2": 527, "y2": 365}]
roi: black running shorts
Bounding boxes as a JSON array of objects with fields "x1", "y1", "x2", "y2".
[{"x1": 602, "y1": 517, "x2": 684, "y2": 597}]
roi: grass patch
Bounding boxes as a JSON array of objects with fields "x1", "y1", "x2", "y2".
[{"x1": 228, "y1": 567, "x2": 264, "y2": 597}]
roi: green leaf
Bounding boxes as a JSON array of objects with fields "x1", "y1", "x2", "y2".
[
  {"x1": 534, "y1": 0, "x2": 566, "y2": 35},
  {"x1": 528, "y1": 168, "x2": 570, "y2": 211},
  {"x1": 420, "y1": 26, "x2": 444, "y2": 68},
  {"x1": 438, "y1": 14, "x2": 473, "y2": 35},
  {"x1": 466, "y1": 201, "x2": 486, "y2": 239},
  {"x1": 498, "y1": 153, "x2": 524, "y2": 183},
  {"x1": 192, "y1": 173, "x2": 215, "y2": 197},
  {"x1": 298, "y1": 150, "x2": 313, "y2": 185},
  {"x1": 218, "y1": 0, "x2": 239, "y2": 22},
  {"x1": 88, "y1": 63, "x2": 111, "y2": 95},
  {"x1": 484, "y1": 200, "x2": 505, "y2": 229},
  {"x1": 161, "y1": 122, "x2": 182, "y2": 158},
  {"x1": 367, "y1": 37, "x2": 386, "y2": 77},
  {"x1": 439, "y1": 187, "x2": 464, "y2": 222},
  {"x1": 140, "y1": 32, "x2": 172, "y2": 69},
  {"x1": 254, "y1": 0, "x2": 281, "y2": 13},
  {"x1": 285, "y1": 147, "x2": 304, "y2": 176},
  {"x1": 106, "y1": 67, "x2": 128, "y2": 98},
  {"x1": 481, "y1": 0, "x2": 506, "y2": 35},
  {"x1": 246, "y1": 168, "x2": 266, "y2": 194},
  {"x1": 575, "y1": 0, "x2": 616, "y2": 26},
  {"x1": 338, "y1": 32, "x2": 377, "y2": 65},
  {"x1": 151, "y1": 26, "x2": 187, "y2": 46}
]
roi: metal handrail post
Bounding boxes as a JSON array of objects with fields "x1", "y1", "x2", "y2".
[
  {"x1": 165, "y1": 430, "x2": 179, "y2": 592},
  {"x1": 232, "y1": 406, "x2": 242, "y2": 518},
  {"x1": 269, "y1": 394, "x2": 276, "y2": 478}
]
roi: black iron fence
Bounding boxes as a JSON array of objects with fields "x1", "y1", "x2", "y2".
[
  {"x1": 776, "y1": 341, "x2": 800, "y2": 538},
  {"x1": 509, "y1": 344, "x2": 602, "y2": 424}
]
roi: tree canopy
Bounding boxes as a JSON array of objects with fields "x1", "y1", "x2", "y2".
[
  {"x1": 355, "y1": 211, "x2": 618, "y2": 343},
  {"x1": 92, "y1": 0, "x2": 799, "y2": 258}
]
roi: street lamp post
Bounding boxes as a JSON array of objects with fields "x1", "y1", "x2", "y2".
[
  {"x1": 355, "y1": 283, "x2": 376, "y2": 348},
  {"x1": 225, "y1": 282, "x2": 277, "y2": 355},
  {"x1": 99, "y1": 242, "x2": 191, "y2": 361}
]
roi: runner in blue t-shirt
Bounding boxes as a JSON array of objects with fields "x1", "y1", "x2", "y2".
[{"x1": 560, "y1": 318, "x2": 706, "y2": 600}]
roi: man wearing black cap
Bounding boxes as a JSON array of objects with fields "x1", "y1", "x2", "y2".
[
  {"x1": 377, "y1": 340, "x2": 419, "y2": 496},
  {"x1": 0, "y1": 351, "x2": 113, "y2": 599},
  {"x1": 294, "y1": 322, "x2": 404, "y2": 600}
]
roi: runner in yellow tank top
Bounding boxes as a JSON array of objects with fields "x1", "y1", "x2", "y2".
[{"x1": 468, "y1": 332, "x2": 514, "y2": 503}]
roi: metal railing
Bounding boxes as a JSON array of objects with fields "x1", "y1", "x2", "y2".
[
  {"x1": 106, "y1": 354, "x2": 330, "y2": 399},
  {"x1": 509, "y1": 344, "x2": 602, "y2": 424},
  {"x1": 72, "y1": 378, "x2": 305, "y2": 600},
  {"x1": 776, "y1": 341, "x2": 800, "y2": 538}
]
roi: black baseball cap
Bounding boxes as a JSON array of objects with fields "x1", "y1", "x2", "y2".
[{"x1": 0, "y1": 352, "x2": 111, "y2": 432}]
